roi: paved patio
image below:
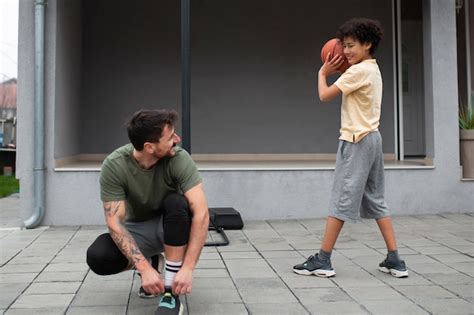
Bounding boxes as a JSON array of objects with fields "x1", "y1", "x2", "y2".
[{"x1": 0, "y1": 196, "x2": 473, "y2": 314}]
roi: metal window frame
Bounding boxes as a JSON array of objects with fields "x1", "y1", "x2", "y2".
[{"x1": 393, "y1": 0, "x2": 404, "y2": 160}]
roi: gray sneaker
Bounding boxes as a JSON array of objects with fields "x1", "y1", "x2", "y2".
[
  {"x1": 378, "y1": 258, "x2": 409, "y2": 278},
  {"x1": 293, "y1": 254, "x2": 336, "y2": 277}
]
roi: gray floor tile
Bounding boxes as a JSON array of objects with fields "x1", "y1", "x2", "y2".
[
  {"x1": 393, "y1": 285, "x2": 458, "y2": 301},
  {"x1": 303, "y1": 301, "x2": 369, "y2": 314},
  {"x1": 246, "y1": 302, "x2": 309, "y2": 315},
  {"x1": 23, "y1": 281, "x2": 81, "y2": 294},
  {"x1": 186, "y1": 303, "x2": 247, "y2": 315},
  {"x1": 234, "y1": 278, "x2": 297, "y2": 304},
  {"x1": 70, "y1": 291, "x2": 130, "y2": 307},
  {"x1": 416, "y1": 298, "x2": 474, "y2": 315},
  {"x1": 10, "y1": 294, "x2": 75, "y2": 309},
  {"x1": 66, "y1": 305, "x2": 127, "y2": 315},
  {"x1": 361, "y1": 299, "x2": 428, "y2": 314},
  {"x1": 293, "y1": 287, "x2": 352, "y2": 303}
]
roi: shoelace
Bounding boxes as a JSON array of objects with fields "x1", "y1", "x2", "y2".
[{"x1": 304, "y1": 255, "x2": 316, "y2": 264}]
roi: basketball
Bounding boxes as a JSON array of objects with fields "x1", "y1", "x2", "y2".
[{"x1": 320, "y1": 38, "x2": 350, "y2": 73}]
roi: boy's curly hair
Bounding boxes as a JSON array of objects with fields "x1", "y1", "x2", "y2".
[{"x1": 337, "y1": 18, "x2": 384, "y2": 55}]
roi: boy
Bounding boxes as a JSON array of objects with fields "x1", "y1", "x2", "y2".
[{"x1": 293, "y1": 18, "x2": 408, "y2": 278}]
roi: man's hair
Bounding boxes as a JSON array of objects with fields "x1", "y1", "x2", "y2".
[
  {"x1": 126, "y1": 109, "x2": 178, "y2": 150},
  {"x1": 337, "y1": 18, "x2": 384, "y2": 55}
]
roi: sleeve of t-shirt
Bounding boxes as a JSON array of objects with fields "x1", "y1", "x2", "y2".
[
  {"x1": 334, "y1": 65, "x2": 365, "y2": 95},
  {"x1": 100, "y1": 161, "x2": 126, "y2": 202},
  {"x1": 170, "y1": 150, "x2": 202, "y2": 193}
]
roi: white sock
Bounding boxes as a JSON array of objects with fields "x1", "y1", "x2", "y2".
[{"x1": 164, "y1": 259, "x2": 182, "y2": 288}]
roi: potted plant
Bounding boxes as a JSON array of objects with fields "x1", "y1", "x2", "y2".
[{"x1": 459, "y1": 103, "x2": 474, "y2": 178}]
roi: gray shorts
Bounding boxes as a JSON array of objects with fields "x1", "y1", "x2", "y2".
[
  {"x1": 328, "y1": 131, "x2": 389, "y2": 222},
  {"x1": 125, "y1": 216, "x2": 164, "y2": 258}
]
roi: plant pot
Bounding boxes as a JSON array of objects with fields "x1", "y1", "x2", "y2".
[{"x1": 460, "y1": 129, "x2": 474, "y2": 178}]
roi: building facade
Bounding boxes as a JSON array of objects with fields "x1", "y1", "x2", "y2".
[{"x1": 17, "y1": 0, "x2": 474, "y2": 225}]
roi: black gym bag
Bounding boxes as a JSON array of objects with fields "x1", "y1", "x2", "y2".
[{"x1": 205, "y1": 208, "x2": 244, "y2": 246}]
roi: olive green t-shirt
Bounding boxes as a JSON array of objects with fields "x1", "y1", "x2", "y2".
[{"x1": 100, "y1": 144, "x2": 202, "y2": 221}]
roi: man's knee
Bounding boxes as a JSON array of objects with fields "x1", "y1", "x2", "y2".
[
  {"x1": 162, "y1": 193, "x2": 192, "y2": 246},
  {"x1": 86, "y1": 233, "x2": 129, "y2": 275}
]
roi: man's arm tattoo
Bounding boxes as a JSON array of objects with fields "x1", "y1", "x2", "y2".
[
  {"x1": 110, "y1": 225, "x2": 145, "y2": 266},
  {"x1": 103, "y1": 201, "x2": 145, "y2": 266},
  {"x1": 103, "y1": 201, "x2": 121, "y2": 217}
]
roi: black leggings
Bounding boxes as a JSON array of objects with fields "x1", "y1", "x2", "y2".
[{"x1": 86, "y1": 193, "x2": 191, "y2": 275}]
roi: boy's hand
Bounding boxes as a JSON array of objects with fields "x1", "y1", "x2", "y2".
[{"x1": 319, "y1": 52, "x2": 344, "y2": 76}]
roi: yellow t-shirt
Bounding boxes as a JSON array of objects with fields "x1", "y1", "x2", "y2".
[{"x1": 334, "y1": 59, "x2": 382, "y2": 143}]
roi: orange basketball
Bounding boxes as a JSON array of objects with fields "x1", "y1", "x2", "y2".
[{"x1": 320, "y1": 38, "x2": 350, "y2": 73}]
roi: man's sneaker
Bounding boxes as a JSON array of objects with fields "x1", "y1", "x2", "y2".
[
  {"x1": 378, "y1": 258, "x2": 409, "y2": 278},
  {"x1": 293, "y1": 254, "x2": 336, "y2": 277},
  {"x1": 138, "y1": 253, "x2": 165, "y2": 298},
  {"x1": 155, "y1": 288, "x2": 183, "y2": 315}
]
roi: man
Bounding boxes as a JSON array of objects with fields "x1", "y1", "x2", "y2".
[{"x1": 86, "y1": 109, "x2": 209, "y2": 315}]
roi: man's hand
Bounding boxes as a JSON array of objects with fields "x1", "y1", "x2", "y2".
[
  {"x1": 172, "y1": 267, "x2": 193, "y2": 295},
  {"x1": 139, "y1": 265, "x2": 165, "y2": 295}
]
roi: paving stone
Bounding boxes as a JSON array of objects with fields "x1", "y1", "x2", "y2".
[
  {"x1": 408, "y1": 261, "x2": 459, "y2": 274},
  {"x1": 372, "y1": 269, "x2": 431, "y2": 286},
  {"x1": 186, "y1": 287, "x2": 241, "y2": 304},
  {"x1": 331, "y1": 266, "x2": 386, "y2": 288},
  {"x1": 394, "y1": 285, "x2": 458, "y2": 301},
  {"x1": 443, "y1": 284, "x2": 474, "y2": 300},
  {"x1": 280, "y1": 272, "x2": 338, "y2": 289},
  {"x1": 0, "y1": 263, "x2": 46, "y2": 273},
  {"x1": 8, "y1": 255, "x2": 52, "y2": 264},
  {"x1": 259, "y1": 250, "x2": 302, "y2": 259},
  {"x1": 24, "y1": 281, "x2": 81, "y2": 294},
  {"x1": 195, "y1": 259, "x2": 225, "y2": 269},
  {"x1": 344, "y1": 285, "x2": 404, "y2": 301},
  {"x1": 450, "y1": 262, "x2": 474, "y2": 276},
  {"x1": 220, "y1": 251, "x2": 261, "y2": 259},
  {"x1": 6, "y1": 307, "x2": 66, "y2": 314},
  {"x1": 70, "y1": 291, "x2": 130, "y2": 306},
  {"x1": 246, "y1": 302, "x2": 309, "y2": 315},
  {"x1": 416, "y1": 298, "x2": 474, "y2": 315},
  {"x1": 1, "y1": 216, "x2": 473, "y2": 315},
  {"x1": 126, "y1": 304, "x2": 158, "y2": 315},
  {"x1": 193, "y1": 268, "x2": 229, "y2": 278},
  {"x1": 293, "y1": 287, "x2": 352, "y2": 303},
  {"x1": 43, "y1": 262, "x2": 89, "y2": 272},
  {"x1": 66, "y1": 305, "x2": 127, "y2": 315},
  {"x1": 234, "y1": 278, "x2": 297, "y2": 304},
  {"x1": 84, "y1": 270, "x2": 134, "y2": 282},
  {"x1": 10, "y1": 294, "x2": 74, "y2": 309},
  {"x1": 225, "y1": 259, "x2": 277, "y2": 279},
  {"x1": 35, "y1": 271, "x2": 87, "y2": 282},
  {"x1": 79, "y1": 279, "x2": 132, "y2": 293},
  {"x1": 303, "y1": 301, "x2": 369, "y2": 314},
  {"x1": 186, "y1": 302, "x2": 247, "y2": 315},
  {"x1": 0, "y1": 272, "x2": 37, "y2": 284},
  {"x1": 424, "y1": 272, "x2": 474, "y2": 285},
  {"x1": 412, "y1": 246, "x2": 459, "y2": 255},
  {"x1": 192, "y1": 277, "x2": 236, "y2": 289},
  {"x1": 361, "y1": 299, "x2": 428, "y2": 314}
]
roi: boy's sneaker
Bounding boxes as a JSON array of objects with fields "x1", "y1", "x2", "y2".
[
  {"x1": 378, "y1": 258, "x2": 409, "y2": 278},
  {"x1": 138, "y1": 253, "x2": 165, "y2": 298},
  {"x1": 293, "y1": 254, "x2": 336, "y2": 277},
  {"x1": 155, "y1": 288, "x2": 183, "y2": 315}
]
